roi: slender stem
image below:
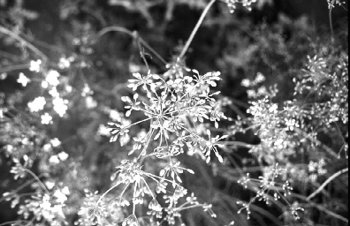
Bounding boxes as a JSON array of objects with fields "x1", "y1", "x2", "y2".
[
  {"x1": 23, "y1": 168, "x2": 50, "y2": 194},
  {"x1": 96, "y1": 26, "x2": 167, "y2": 65},
  {"x1": 219, "y1": 141, "x2": 254, "y2": 148},
  {"x1": 178, "y1": 0, "x2": 217, "y2": 60},
  {"x1": 307, "y1": 168, "x2": 348, "y2": 200},
  {"x1": 0, "y1": 63, "x2": 29, "y2": 74},
  {"x1": 0, "y1": 26, "x2": 48, "y2": 62},
  {"x1": 328, "y1": 0, "x2": 335, "y2": 42}
]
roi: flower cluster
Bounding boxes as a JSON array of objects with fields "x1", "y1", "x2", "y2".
[
  {"x1": 92, "y1": 65, "x2": 227, "y2": 225},
  {"x1": 225, "y1": 0, "x2": 257, "y2": 13}
]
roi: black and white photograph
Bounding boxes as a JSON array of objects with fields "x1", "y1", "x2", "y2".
[{"x1": 0, "y1": 0, "x2": 348, "y2": 225}]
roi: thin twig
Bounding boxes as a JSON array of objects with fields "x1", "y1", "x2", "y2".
[
  {"x1": 0, "y1": 26, "x2": 48, "y2": 62},
  {"x1": 328, "y1": 0, "x2": 335, "y2": 42},
  {"x1": 307, "y1": 167, "x2": 348, "y2": 200},
  {"x1": 178, "y1": 0, "x2": 217, "y2": 60},
  {"x1": 96, "y1": 26, "x2": 167, "y2": 65},
  {"x1": 0, "y1": 63, "x2": 29, "y2": 74}
]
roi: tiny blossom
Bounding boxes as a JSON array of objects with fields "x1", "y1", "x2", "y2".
[
  {"x1": 53, "y1": 189, "x2": 68, "y2": 203},
  {"x1": 41, "y1": 112, "x2": 53, "y2": 124},
  {"x1": 29, "y1": 59, "x2": 42, "y2": 72},
  {"x1": 225, "y1": 0, "x2": 257, "y2": 13},
  {"x1": 58, "y1": 57, "x2": 71, "y2": 69},
  {"x1": 52, "y1": 97, "x2": 68, "y2": 117},
  {"x1": 46, "y1": 70, "x2": 60, "y2": 86},
  {"x1": 49, "y1": 155, "x2": 60, "y2": 164},
  {"x1": 48, "y1": 87, "x2": 60, "y2": 98},
  {"x1": 45, "y1": 181, "x2": 56, "y2": 190},
  {"x1": 109, "y1": 109, "x2": 122, "y2": 121},
  {"x1": 57, "y1": 151, "x2": 69, "y2": 161},
  {"x1": 65, "y1": 85, "x2": 73, "y2": 93},
  {"x1": 85, "y1": 96, "x2": 97, "y2": 109},
  {"x1": 255, "y1": 72, "x2": 265, "y2": 83},
  {"x1": 17, "y1": 72, "x2": 30, "y2": 87},
  {"x1": 41, "y1": 80, "x2": 49, "y2": 89},
  {"x1": 241, "y1": 78, "x2": 250, "y2": 87},
  {"x1": 28, "y1": 96, "x2": 46, "y2": 112},
  {"x1": 43, "y1": 143, "x2": 52, "y2": 152},
  {"x1": 50, "y1": 138, "x2": 61, "y2": 147},
  {"x1": 97, "y1": 124, "x2": 111, "y2": 137},
  {"x1": 81, "y1": 83, "x2": 92, "y2": 97},
  {"x1": 122, "y1": 214, "x2": 139, "y2": 226},
  {"x1": 0, "y1": 73, "x2": 7, "y2": 80}
]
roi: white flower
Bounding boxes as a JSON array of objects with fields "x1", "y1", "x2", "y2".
[
  {"x1": 41, "y1": 81, "x2": 49, "y2": 88},
  {"x1": 241, "y1": 79, "x2": 250, "y2": 87},
  {"x1": 58, "y1": 57, "x2": 71, "y2": 69},
  {"x1": 62, "y1": 186, "x2": 70, "y2": 195},
  {"x1": 57, "y1": 151, "x2": 69, "y2": 161},
  {"x1": 54, "y1": 189, "x2": 68, "y2": 203},
  {"x1": 43, "y1": 143, "x2": 52, "y2": 152},
  {"x1": 49, "y1": 155, "x2": 60, "y2": 164},
  {"x1": 97, "y1": 124, "x2": 111, "y2": 136},
  {"x1": 53, "y1": 97, "x2": 68, "y2": 117},
  {"x1": 65, "y1": 85, "x2": 73, "y2": 93},
  {"x1": 17, "y1": 73, "x2": 30, "y2": 87},
  {"x1": 46, "y1": 70, "x2": 60, "y2": 87},
  {"x1": 82, "y1": 83, "x2": 92, "y2": 97},
  {"x1": 50, "y1": 138, "x2": 61, "y2": 147},
  {"x1": 48, "y1": 87, "x2": 60, "y2": 98},
  {"x1": 255, "y1": 72, "x2": 266, "y2": 83},
  {"x1": 85, "y1": 96, "x2": 97, "y2": 109},
  {"x1": 40, "y1": 194, "x2": 52, "y2": 210},
  {"x1": 109, "y1": 109, "x2": 122, "y2": 121},
  {"x1": 41, "y1": 113, "x2": 53, "y2": 125},
  {"x1": 29, "y1": 59, "x2": 42, "y2": 72},
  {"x1": 28, "y1": 96, "x2": 46, "y2": 112},
  {"x1": 0, "y1": 73, "x2": 7, "y2": 80},
  {"x1": 45, "y1": 181, "x2": 55, "y2": 190}
]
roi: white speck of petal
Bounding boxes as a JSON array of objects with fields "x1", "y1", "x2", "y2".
[
  {"x1": 43, "y1": 143, "x2": 52, "y2": 152},
  {"x1": 57, "y1": 151, "x2": 68, "y2": 161},
  {"x1": 97, "y1": 124, "x2": 111, "y2": 136},
  {"x1": 41, "y1": 113, "x2": 53, "y2": 125},
  {"x1": 48, "y1": 88, "x2": 60, "y2": 98},
  {"x1": 17, "y1": 73, "x2": 30, "y2": 87},
  {"x1": 50, "y1": 138, "x2": 61, "y2": 147},
  {"x1": 53, "y1": 189, "x2": 68, "y2": 203},
  {"x1": 49, "y1": 155, "x2": 60, "y2": 164},
  {"x1": 85, "y1": 96, "x2": 97, "y2": 109},
  {"x1": 28, "y1": 96, "x2": 46, "y2": 112},
  {"x1": 45, "y1": 181, "x2": 55, "y2": 190},
  {"x1": 41, "y1": 81, "x2": 49, "y2": 89},
  {"x1": 241, "y1": 79, "x2": 250, "y2": 87},
  {"x1": 0, "y1": 73, "x2": 7, "y2": 80},
  {"x1": 82, "y1": 83, "x2": 92, "y2": 97},
  {"x1": 109, "y1": 109, "x2": 121, "y2": 121},
  {"x1": 58, "y1": 57, "x2": 71, "y2": 69},
  {"x1": 52, "y1": 98, "x2": 68, "y2": 117},
  {"x1": 255, "y1": 72, "x2": 266, "y2": 83},
  {"x1": 29, "y1": 60, "x2": 42, "y2": 72},
  {"x1": 65, "y1": 85, "x2": 73, "y2": 93},
  {"x1": 46, "y1": 70, "x2": 60, "y2": 86}
]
